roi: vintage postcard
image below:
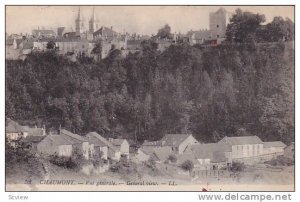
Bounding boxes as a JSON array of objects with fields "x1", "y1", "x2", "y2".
[{"x1": 5, "y1": 5, "x2": 294, "y2": 192}]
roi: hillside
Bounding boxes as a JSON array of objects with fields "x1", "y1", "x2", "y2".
[{"x1": 5, "y1": 42, "x2": 294, "y2": 144}]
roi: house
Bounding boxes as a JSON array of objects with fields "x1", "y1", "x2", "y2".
[
  {"x1": 160, "y1": 134, "x2": 200, "y2": 154},
  {"x1": 108, "y1": 138, "x2": 130, "y2": 157},
  {"x1": 85, "y1": 132, "x2": 108, "y2": 160},
  {"x1": 186, "y1": 143, "x2": 232, "y2": 170},
  {"x1": 93, "y1": 26, "x2": 118, "y2": 41},
  {"x1": 6, "y1": 120, "x2": 29, "y2": 142},
  {"x1": 32, "y1": 29, "x2": 56, "y2": 38},
  {"x1": 60, "y1": 129, "x2": 90, "y2": 160},
  {"x1": 218, "y1": 135, "x2": 264, "y2": 164},
  {"x1": 263, "y1": 141, "x2": 287, "y2": 157},
  {"x1": 284, "y1": 142, "x2": 295, "y2": 160},
  {"x1": 85, "y1": 132, "x2": 121, "y2": 161},
  {"x1": 13, "y1": 38, "x2": 23, "y2": 49},
  {"x1": 5, "y1": 119, "x2": 46, "y2": 147},
  {"x1": 37, "y1": 135, "x2": 73, "y2": 157},
  {"x1": 25, "y1": 135, "x2": 46, "y2": 151},
  {"x1": 186, "y1": 29, "x2": 212, "y2": 45},
  {"x1": 21, "y1": 39, "x2": 34, "y2": 55}
]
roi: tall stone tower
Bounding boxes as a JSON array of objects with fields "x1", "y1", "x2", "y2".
[
  {"x1": 89, "y1": 7, "x2": 99, "y2": 34},
  {"x1": 209, "y1": 7, "x2": 231, "y2": 39},
  {"x1": 75, "y1": 7, "x2": 85, "y2": 36}
]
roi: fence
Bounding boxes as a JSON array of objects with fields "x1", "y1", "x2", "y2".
[{"x1": 191, "y1": 169, "x2": 230, "y2": 178}]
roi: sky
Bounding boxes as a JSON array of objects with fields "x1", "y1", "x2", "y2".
[{"x1": 6, "y1": 6, "x2": 294, "y2": 35}]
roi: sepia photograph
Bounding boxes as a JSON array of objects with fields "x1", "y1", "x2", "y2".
[{"x1": 5, "y1": 5, "x2": 295, "y2": 192}]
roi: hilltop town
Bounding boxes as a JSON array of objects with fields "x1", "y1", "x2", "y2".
[
  {"x1": 6, "y1": 7, "x2": 231, "y2": 61},
  {"x1": 5, "y1": 7, "x2": 294, "y2": 191}
]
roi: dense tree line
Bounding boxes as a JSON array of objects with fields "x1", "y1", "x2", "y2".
[
  {"x1": 5, "y1": 39, "x2": 294, "y2": 144},
  {"x1": 226, "y1": 9, "x2": 294, "y2": 43}
]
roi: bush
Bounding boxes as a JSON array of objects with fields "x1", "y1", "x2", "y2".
[
  {"x1": 181, "y1": 160, "x2": 194, "y2": 172},
  {"x1": 109, "y1": 162, "x2": 122, "y2": 172},
  {"x1": 49, "y1": 154, "x2": 77, "y2": 169},
  {"x1": 145, "y1": 157, "x2": 156, "y2": 171},
  {"x1": 167, "y1": 154, "x2": 177, "y2": 163},
  {"x1": 230, "y1": 162, "x2": 246, "y2": 172}
]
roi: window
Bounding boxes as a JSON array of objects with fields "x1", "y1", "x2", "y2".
[
  {"x1": 216, "y1": 24, "x2": 219, "y2": 28},
  {"x1": 217, "y1": 35, "x2": 219, "y2": 38}
]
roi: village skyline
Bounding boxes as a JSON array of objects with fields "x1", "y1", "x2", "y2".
[{"x1": 6, "y1": 6, "x2": 294, "y2": 36}]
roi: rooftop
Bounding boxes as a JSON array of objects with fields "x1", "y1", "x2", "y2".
[
  {"x1": 86, "y1": 132, "x2": 118, "y2": 151},
  {"x1": 263, "y1": 141, "x2": 287, "y2": 148},
  {"x1": 161, "y1": 134, "x2": 193, "y2": 147},
  {"x1": 60, "y1": 129, "x2": 87, "y2": 142},
  {"x1": 219, "y1": 135, "x2": 263, "y2": 145}
]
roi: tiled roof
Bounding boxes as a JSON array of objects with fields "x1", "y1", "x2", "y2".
[
  {"x1": 86, "y1": 132, "x2": 118, "y2": 151},
  {"x1": 263, "y1": 141, "x2": 287, "y2": 148},
  {"x1": 47, "y1": 135, "x2": 73, "y2": 145},
  {"x1": 161, "y1": 134, "x2": 192, "y2": 147},
  {"x1": 139, "y1": 146, "x2": 156, "y2": 155},
  {"x1": 219, "y1": 136, "x2": 263, "y2": 145},
  {"x1": 93, "y1": 26, "x2": 118, "y2": 37},
  {"x1": 86, "y1": 135, "x2": 106, "y2": 147},
  {"x1": 152, "y1": 146, "x2": 173, "y2": 161},
  {"x1": 60, "y1": 129, "x2": 87, "y2": 142}
]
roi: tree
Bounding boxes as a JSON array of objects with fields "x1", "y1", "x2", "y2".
[
  {"x1": 226, "y1": 9, "x2": 266, "y2": 43},
  {"x1": 46, "y1": 41, "x2": 56, "y2": 50},
  {"x1": 258, "y1": 17, "x2": 295, "y2": 42},
  {"x1": 157, "y1": 24, "x2": 172, "y2": 39},
  {"x1": 181, "y1": 160, "x2": 194, "y2": 173}
]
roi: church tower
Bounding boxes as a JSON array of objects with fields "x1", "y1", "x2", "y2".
[
  {"x1": 75, "y1": 7, "x2": 85, "y2": 36},
  {"x1": 89, "y1": 7, "x2": 99, "y2": 34}
]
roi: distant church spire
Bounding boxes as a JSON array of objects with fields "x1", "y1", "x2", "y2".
[
  {"x1": 89, "y1": 7, "x2": 99, "y2": 34},
  {"x1": 75, "y1": 6, "x2": 85, "y2": 36}
]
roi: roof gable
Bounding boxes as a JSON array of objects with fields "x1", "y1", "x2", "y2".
[
  {"x1": 47, "y1": 135, "x2": 73, "y2": 145},
  {"x1": 60, "y1": 129, "x2": 87, "y2": 142},
  {"x1": 86, "y1": 132, "x2": 118, "y2": 151},
  {"x1": 161, "y1": 134, "x2": 195, "y2": 147}
]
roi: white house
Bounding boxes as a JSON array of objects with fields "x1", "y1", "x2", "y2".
[
  {"x1": 160, "y1": 134, "x2": 200, "y2": 154},
  {"x1": 108, "y1": 138, "x2": 130, "y2": 157},
  {"x1": 85, "y1": 132, "x2": 121, "y2": 161},
  {"x1": 218, "y1": 135, "x2": 264, "y2": 164},
  {"x1": 263, "y1": 141, "x2": 287, "y2": 156},
  {"x1": 60, "y1": 129, "x2": 90, "y2": 160},
  {"x1": 86, "y1": 133, "x2": 108, "y2": 160},
  {"x1": 37, "y1": 135, "x2": 73, "y2": 157}
]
